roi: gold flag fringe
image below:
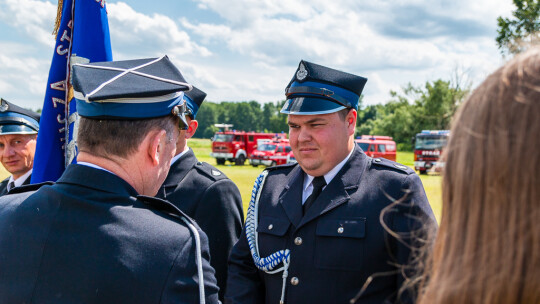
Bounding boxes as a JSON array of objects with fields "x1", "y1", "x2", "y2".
[{"x1": 52, "y1": 0, "x2": 64, "y2": 39}]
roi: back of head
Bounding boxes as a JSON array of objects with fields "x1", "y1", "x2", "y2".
[
  {"x1": 77, "y1": 117, "x2": 178, "y2": 159},
  {"x1": 419, "y1": 47, "x2": 540, "y2": 304},
  {"x1": 72, "y1": 56, "x2": 190, "y2": 159}
]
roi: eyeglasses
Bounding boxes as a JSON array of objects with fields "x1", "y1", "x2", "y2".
[{"x1": 171, "y1": 100, "x2": 189, "y2": 130}]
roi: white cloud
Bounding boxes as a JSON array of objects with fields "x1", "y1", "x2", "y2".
[
  {"x1": 0, "y1": 0, "x2": 56, "y2": 48},
  {"x1": 182, "y1": 0, "x2": 514, "y2": 104},
  {"x1": 107, "y1": 2, "x2": 211, "y2": 58},
  {"x1": 0, "y1": 0, "x2": 516, "y2": 110}
]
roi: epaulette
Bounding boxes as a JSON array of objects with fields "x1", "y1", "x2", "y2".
[
  {"x1": 136, "y1": 195, "x2": 196, "y2": 226},
  {"x1": 193, "y1": 161, "x2": 228, "y2": 181},
  {"x1": 7, "y1": 181, "x2": 54, "y2": 194},
  {"x1": 370, "y1": 157, "x2": 415, "y2": 175},
  {"x1": 266, "y1": 162, "x2": 298, "y2": 171}
]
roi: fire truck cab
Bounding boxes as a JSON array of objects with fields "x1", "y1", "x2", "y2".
[
  {"x1": 249, "y1": 139, "x2": 292, "y2": 167},
  {"x1": 414, "y1": 130, "x2": 449, "y2": 174},
  {"x1": 355, "y1": 135, "x2": 397, "y2": 162},
  {"x1": 210, "y1": 131, "x2": 285, "y2": 165}
]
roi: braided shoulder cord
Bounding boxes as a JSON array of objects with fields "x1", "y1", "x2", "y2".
[{"x1": 245, "y1": 171, "x2": 290, "y2": 304}]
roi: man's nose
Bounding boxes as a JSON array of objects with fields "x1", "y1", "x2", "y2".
[
  {"x1": 2, "y1": 145, "x2": 14, "y2": 157},
  {"x1": 297, "y1": 127, "x2": 311, "y2": 142}
]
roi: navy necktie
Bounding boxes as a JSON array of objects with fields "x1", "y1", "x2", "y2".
[
  {"x1": 7, "y1": 181, "x2": 15, "y2": 192},
  {"x1": 303, "y1": 176, "x2": 327, "y2": 215}
]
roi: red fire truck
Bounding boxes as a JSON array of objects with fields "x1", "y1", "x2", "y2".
[
  {"x1": 249, "y1": 139, "x2": 292, "y2": 167},
  {"x1": 210, "y1": 131, "x2": 286, "y2": 165},
  {"x1": 414, "y1": 130, "x2": 450, "y2": 174},
  {"x1": 355, "y1": 135, "x2": 397, "y2": 161}
]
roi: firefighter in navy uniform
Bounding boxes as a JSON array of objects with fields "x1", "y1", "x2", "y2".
[
  {"x1": 0, "y1": 56, "x2": 219, "y2": 303},
  {"x1": 226, "y1": 60, "x2": 437, "y2": 304},
  {"x1": 157, "y1": 85, "x2": 243, "y2": 301},
  {"x1": 0, "y1": 99, "x2": 40, "y2": 195}
]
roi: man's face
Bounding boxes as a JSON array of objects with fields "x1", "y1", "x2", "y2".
[
  {"x1": 288, "y1": 110, "x2": 356, "y2": 176},
  {"x1": 0, "y1": 134, "x2": 37, "y2": 179}
]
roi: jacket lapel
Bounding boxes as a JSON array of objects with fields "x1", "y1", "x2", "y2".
[
  {"x1": 278, "y1": 165, "x2": 304, "y2": 228},
  {"x1": 22, "y1": 174, "x2": 31, "y2": 186},
  {"x1": 297, "y1": 147, "x2": 367, "y2": 230}
]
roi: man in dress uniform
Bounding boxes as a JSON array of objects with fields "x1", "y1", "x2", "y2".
[
  {"x1": 157, "y1": 85, "x2": 243, "y2": 301},
  {"x1": 0, "y1": 56, "x2": 219, "y2": 303},
  {"x1": 0, "y1": 98, "x2": 40, "y2": 195},
  {"x1": 226, "y1": 60, "x2": 437, "y2": 304}
]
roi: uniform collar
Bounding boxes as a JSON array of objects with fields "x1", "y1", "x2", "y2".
[
  {"x1": 302, "y1": 145, "x2": 355, "y2": 193},
  {"x1": 57, "y1": 164, "x2": 139, "y2": 197},
  {"x1": 8, "y1": 168, "x2": 33, "y2": 189},
  {"x1": 170, "y1": 145, "x2": 190, "y2": 165},
  {"x1": 161, "y1": 147, "x2": 198, "y2": 187}
]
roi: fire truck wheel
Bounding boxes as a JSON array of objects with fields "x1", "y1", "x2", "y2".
[
  {"x1": 235, "y1": 155, "x2": 246, "y2": 166},
  {"x1": 270, "y1": 161, "x2": 277, "y2": 167},
  {"x1": 419, "y1": 169, "x2": 427, "y2": 175},
  {"x1": 216, "y1": 158, "x2": 225, "y2": 165},
  {"x1": 252, "y1": 164, "x2": 258, "y2": 167}
]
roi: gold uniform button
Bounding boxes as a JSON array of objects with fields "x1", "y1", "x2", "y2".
[
  {"x1": 290, "y1": 277, "x2": 299, "y2": 285},
  {"x1": 268, "y1": 224, "x2": 273, "y2": 230},
  {"x1": 337, "y1": 227, "x2": 344, "y2": 234},
  {"x1": 294, "y1": 237, "x2": 303, "y2": 245}
]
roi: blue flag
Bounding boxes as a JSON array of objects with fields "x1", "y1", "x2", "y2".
[{"x1": 32, "y1": 0, "x2": 113, "y2": 183}]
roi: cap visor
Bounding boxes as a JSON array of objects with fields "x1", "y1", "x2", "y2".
[
  {"x1": 0, "y1": 124, "x2": 38, "y2": 135},
  {"x1": 280, "y1": 97, "x2": 346, "y2": 115}
]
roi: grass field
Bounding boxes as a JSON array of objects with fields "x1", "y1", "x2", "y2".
[
  {"x1": 1, "y1": 138, "x2": 441, "y2": 221},
  {"x1": 191, "y1": 138, "x2": 442, "y2": 221}
]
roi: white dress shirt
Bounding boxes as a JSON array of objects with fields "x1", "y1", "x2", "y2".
[
  {"x1": 301, "y1": 146, "x2": 355, "y2": 204},
  {"x1": 7, "y1": 169, "x2": 33, "y2": 191}
]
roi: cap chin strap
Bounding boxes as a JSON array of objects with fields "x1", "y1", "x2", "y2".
[
  {"x1": 285, "y1": 86, "x2": 352, "y2": 109},
  {"x1": 246, "y1": 170, "x2": 290, "y2": 304}
]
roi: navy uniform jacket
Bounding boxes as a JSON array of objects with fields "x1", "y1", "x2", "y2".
[
  {"x1": 0, "y1": 174, "x2": 31, "y2": 195},
  {"x1": 0, "y1": 164, "x2": 220, "y2": 304},
  {"x1": 157, "y1": 148, "x2": 244, "y2": 301},
  {"x1": 226, "y1": 147, "x2": 436, "y2": 304}
]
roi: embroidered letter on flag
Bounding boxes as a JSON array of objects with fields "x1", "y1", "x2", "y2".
[{"x1": 32, "y1": 0, "x2": 113, "y2": 183}]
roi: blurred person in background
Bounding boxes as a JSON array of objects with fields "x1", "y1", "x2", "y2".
[{"x1": 417, "y1": 46, "x2": 540, "y2": 304}]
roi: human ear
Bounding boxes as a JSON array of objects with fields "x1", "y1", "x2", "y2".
[
  {"x1": 147, "y1": 129, "x2": 167, "y2": 166},
  {"x1": 185, "y1": 119, "x2": 198, "y2": 139}
]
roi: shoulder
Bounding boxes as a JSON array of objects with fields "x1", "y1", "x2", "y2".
[
  {"x1": 0, "y1": 182, "x2": 54, "y2": 211},
  {"x1": 191, "y1": 161, "x2": 230, "y2": 182},
  {"x1": 136, "y1": 195, "x2": 199, "y2": 228},
  {"x1": 8, "y1": 181, "x2": 55, "y2": 195},
  {"x1": 368, "y1": 157, "x2": 415, "y2": 175},
  {"x1": 265, "y1": 162, "x2": 298, "y2": 175}
]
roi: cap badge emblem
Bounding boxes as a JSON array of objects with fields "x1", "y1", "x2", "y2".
[
  {"x1": 296, "y1": 62, "x2": 308, "y2": 81},
  {"x1": 0, "y1": 99, "x2": 9, "y2": 112},
  {"x1": 212, "y1": 170, "x2": 222, "y2": 176}
]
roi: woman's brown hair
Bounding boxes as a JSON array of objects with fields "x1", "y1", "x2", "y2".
[{"x1": 418, "y1": 46, "x2": 540, "y2": 303}]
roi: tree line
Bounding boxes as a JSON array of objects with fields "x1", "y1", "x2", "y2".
[{"x1": 194, "y1": 77, "x2": 470, "y2": 151}]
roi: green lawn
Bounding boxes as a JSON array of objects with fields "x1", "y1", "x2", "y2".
[
  {"x1": 191, "y1": 138, "x2": 442, "y2": 222},
  {"x1": 3, "y1": 138, "x2": 441, "y2": 222}
]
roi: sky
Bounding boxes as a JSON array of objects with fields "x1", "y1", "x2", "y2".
[{"x1": 0, "y1": 0, "x2": 515, "y2": 111}]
